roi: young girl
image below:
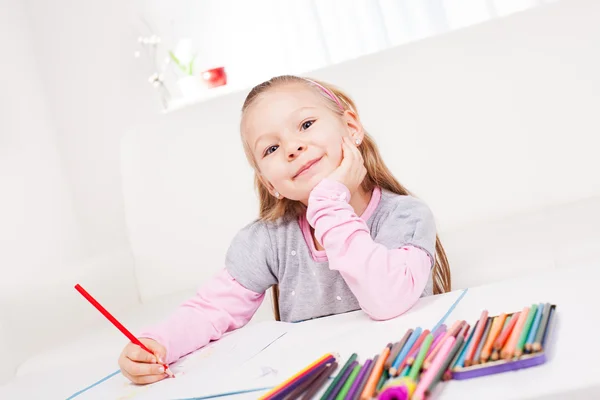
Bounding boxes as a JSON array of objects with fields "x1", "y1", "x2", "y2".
[{"x1": 118, "y1": 75, "x2": 451, "y2": 384}]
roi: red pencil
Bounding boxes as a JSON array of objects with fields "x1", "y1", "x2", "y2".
[
  {"x1": 74, "y1": 284, "x2": 174, "y2": 377},
  {"x1": 464, "y1": 310, "x2": 488, "y2": 367}
]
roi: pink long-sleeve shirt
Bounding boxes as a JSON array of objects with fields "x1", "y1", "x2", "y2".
[{"x1": 140, "y1": 179, "x2": 436, "y2": 364}]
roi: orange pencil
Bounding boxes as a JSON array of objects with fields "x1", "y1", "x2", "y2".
[
  {"x1": 501, "y1": 307, "x2": 530, "y2": 360},
  {"x1": 423, "y1": 320, "x2": 464, "y2": 370},
  {"x1": 360, "y1": 345, "x2": 391, "y2": 400},
  {"x1": 493, "y1": 313, "x2": 518, "y2": 351},
  {"x1": 481, "y1": 313, "x2": 507, "y2": 362},
  {"x1": 464, "y1": 310, "x2": 488, "y2": 367}
]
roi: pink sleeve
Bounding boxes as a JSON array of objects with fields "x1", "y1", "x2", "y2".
[
  {"x1": 138, "y1": 269, "x2": 264, "y2": 364},
  {"x1": 306, "y1": 179, "x2": 432, "y2": 321}
]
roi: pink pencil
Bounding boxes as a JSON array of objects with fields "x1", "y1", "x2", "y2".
[
  {"x1": 423, "y1": 320, "x2": 464, "y2": 369},
  {"x1": 413, "y1": 336, "x2": 456, "y2": 400}
]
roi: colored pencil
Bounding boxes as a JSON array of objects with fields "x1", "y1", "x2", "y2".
[
  {"x1": 353, "y1": 355, "x2": 377, "y2": 400},
  {"x1": 453, "y1": 320, "x2": 479, "y2": 370},
  {"x1": 501, "y1": 307, "x2": 530, "y2": 360},
  {"x1": 426, "y1": 334, "x2": 464, "y2": 395},
  {"x1": 464, "y1": 310, "x2": 489, "y2": 367},
  {"x1": 540, "y1": 305, "x2": 556, "y2": 350},
  {"x1": 481, "y1": 313, "x2": 507, "y2": 362},
  {"x1": 326, "y1": 360, "x2": 357, "y2": 400},
  {"x1": 320, "y1": 353, "x2": 357, "y2": 400},
  {"x1": 425, "y1": 329, "x2": 445, "y2": 359},
  {"x1": 423, "y1": 320, "x2": 464, "y2": 369},
  {"x1": 260, "y1": 353, "x2": 336, "y2": 400},
  {"x1": 493, "y1": 312, "x2": 519, "y2": 353},
  {"x1": 473, "y1": 317, "x2": 492, "y2": 364},
  {"x1": 412, "y1": 337, "x2": 456, "y2": 400},
  {"x1": 336, "y1": 364, "x2": 361, "y2": 400},
  {"x1": 301, "y1": 361, "x2": 339, "y2": 400},
  {"x1": 375, "y1": 370, "x2": 390, "y2": 394},
  {"x1": 283, "y1": 360, "x2": 332, "y2": 400},
  {"x1": 390, "y1": 328, "x2": 422, "y2": 376},
  {"x1": 515, "y1": 304, "x2": 538, "y2": 357},
  {"x1": 360, "y1": 344, "x2": 392, "y2": 400},
  {"x1": 525, "y1": 303, "x2": 545, "y2": 353},
  {"x1": 74, "y1": 284, "x2": 174, "y2": 377},
  {"x1": 385, "y1": 330, "x2": 413, "y2": 370},
  {"x1": 533, "y1": 303, "x2": 553, "y2": 352},
  {"x1": 405, "y1": 329, "x2": 431, "y2": 366},
  {"x1": 409, "y1": 334, "x2": 434, "y2": 381},
  {"x1": 346, "y1": 359, "x2": 372, "y2": 400}
]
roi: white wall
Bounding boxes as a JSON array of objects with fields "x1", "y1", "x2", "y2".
[
  {"x1": 23, "y1": 0, "x2": 160, "y2": 258},
  {"x1": 0, "y1": 0, "x2": 84, "y2": 381}
]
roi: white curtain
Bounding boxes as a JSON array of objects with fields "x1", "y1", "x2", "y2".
[{"x1": 137, "y1": 0, "x2": 553, "y2": 93}]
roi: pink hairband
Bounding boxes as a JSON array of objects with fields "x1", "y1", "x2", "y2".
[{"x1": 304, "y1": 79, "x2": 344, "y2": 111}]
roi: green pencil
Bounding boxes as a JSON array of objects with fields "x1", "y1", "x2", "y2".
[
  {"x1": 515, "y1": 304, "x2": 538, "y2": 357},
  {"x1": 409, "y1": 333, "x2": 434, "y2": 381},
  {"x1": 320, "y1": 353, "x2": 357, "y2": 400},
  {"x1": 336, "y1": 364, "x2": 361, "y2": 400},
  {"x1": 376, "y1": 370, "x2": 390, "y2": 393}
]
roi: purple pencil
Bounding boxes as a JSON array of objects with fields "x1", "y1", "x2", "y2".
[
  {"x1": 324, "y1": 360, "x2": 358, "y2": 400},
  {"x1": 346, "y1": 359, "x2": 373, "y2": 400}
]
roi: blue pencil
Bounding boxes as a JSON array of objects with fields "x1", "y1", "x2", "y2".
[
  {"x1": 453, "y1": 320, "x2": 479, "y2": 370},
  {"x1": 390, "y1": 327, "x2": 422, "y2": 375},
  {"x1": 525, "y1": 303, "x2": 544, "y2": 352}
]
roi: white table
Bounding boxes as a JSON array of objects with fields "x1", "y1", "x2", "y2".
[{"x1": 1, "y1": 263, "x2": 597, "y2": 399}]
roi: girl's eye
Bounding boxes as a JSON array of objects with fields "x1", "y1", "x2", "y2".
[
  {"x1": 301, "y1": 120, "x2": 315, "y2": 130},
  {"x1": 264, "y1": 145, "x2": 278, "y2": 156}
]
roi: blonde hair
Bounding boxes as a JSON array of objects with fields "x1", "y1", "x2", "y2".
[{"x1": 240, "y1": 75, "x2": 451, "y2": 321}]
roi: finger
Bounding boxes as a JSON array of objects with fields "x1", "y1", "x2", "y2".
[
  {"x1": 122, "y1": 357, "x2": 167, "y2": 377},
  {"x1": 127, "y1": 345, "x2": 157, "y2": 363},
  {"x1": 121, "y1": 368, "x2": 167, "y2": 385}
]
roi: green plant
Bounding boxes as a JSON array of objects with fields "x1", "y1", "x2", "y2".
[{"x1": 169, "y1": 51, "x2": 195, "y2": 76}]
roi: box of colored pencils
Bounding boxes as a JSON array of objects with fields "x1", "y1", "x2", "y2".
[{"x1": 450, "y1": 303, "x2": 556, "y2": 380}]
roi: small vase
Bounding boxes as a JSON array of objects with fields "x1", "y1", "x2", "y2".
[{"x1": 177, "y1": 75, "x2": 205, "y2": 98}]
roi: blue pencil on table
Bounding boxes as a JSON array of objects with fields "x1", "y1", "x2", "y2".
[
  {"x1": 525, "y1": 303, "x2": 545, "y2": 352},
  {"x1": 390, "y1": 327, "x2": 422, "y2": 375}
]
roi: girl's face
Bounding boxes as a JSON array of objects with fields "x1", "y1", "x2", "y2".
[{"x1": 243, "y1": 83, "x2": 362, "y2": 202}]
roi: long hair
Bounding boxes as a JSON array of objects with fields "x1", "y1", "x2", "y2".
[{"x1": 241, "y1": 75, "x2": 451, "y2": 321}]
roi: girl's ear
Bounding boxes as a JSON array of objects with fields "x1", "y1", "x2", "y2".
[
  {"x1": 343, "y1": 110, "x2": 364, "y2": 145},
  {"x1": 258, "y1": 174, "x2": 281, "y2": 198}
]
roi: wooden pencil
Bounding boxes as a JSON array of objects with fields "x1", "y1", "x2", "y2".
[
  {"x1": 425, "y1": 334, "x2": 464, "y2": 395},
  {"x1": 453, "y1": 320, "x2": 479, "y2": 370},
  {"x1": 532, "y1": 302, "x2": 553, "y2": 352},
  {"x1": 284, "y1": 361, "x2": 333, "y2": 400},
  {"x1": 464, "y1": 310, "x2": 489, "y2": 367},
  {"x1": 360, "y1": 345, "x2": 392, "y2": 400},
  {"x1": 481, "y1": 313, "x2": 506, "y2": 362},
  {"x1": 515, "y1": 304, "x2": 538, "y2": 357},
  {"x1": 375, "y1": 370, "x2": 390, "y2": 394},
  {"x1": 324, "y1": 360, "x2": 357, "y2": 400},
  {"x1": 473, "y1": 317, "x2": 492, "y2": 364},
  {"x1": 346, "y1": 359, "x2": 372, "y2": 400},
  {"x1": 501, "y1": 307, "x2": 530, "y2": 360},
  {"x1": 320, "y1": 353, "x2": 357, "y2": 400},
  {"x1": 408, "y1": 334, "x2": 434, "y2": 381},
  {"x1": 423, "y1": 320, "x2": 464, "y2": 369},
  {"x1": 301, "y1": 361, "x2": 338, "y2": 400},
  {"x1": 425, "y1": 329, "x2": 446, "y2": 359},
  {"x1": 336, "y1": 364, "x2": 361, "y2": 400},
  {"x1": 405, "y1": 329, "x2": 431, "y2": 366},
  {"x1": 493, "y1": 312, "x2": 519, "y2": 352},
  {"x1": 353, "y1": 355, "x2": 377, "y2": 400},
  {"x1": 412, "y1": 337, "x2": 456, "y2": 400},
  {"x1": 385, "y1": 329, "x2": 413, "y2": 370},
  {"x1": 260, "y1": 353, "x2": 335, "y2": 400},
  {"x1": 525, "y1": 303, "x2": 544, "y2": 353},
  {"x1": 390, "y1": 328, "x2": 422, "y2": 376},
  {"x1": 540, "y1": 305, "x2": 556, "y2": 351}
]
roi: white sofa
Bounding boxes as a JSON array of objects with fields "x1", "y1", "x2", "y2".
[{"x1": 2, "y1": 0, "x2": 600, "y2": 388}]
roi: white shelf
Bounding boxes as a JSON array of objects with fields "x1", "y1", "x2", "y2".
[{"x1": 163, "y1": 84, "x2": 242, "y2": 114}]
